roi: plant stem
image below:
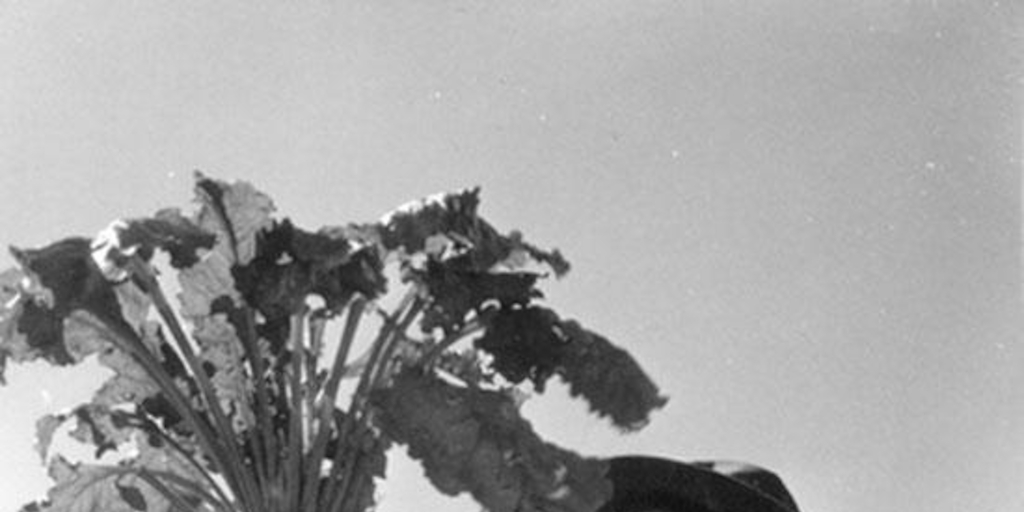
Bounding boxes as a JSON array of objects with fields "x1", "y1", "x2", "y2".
[
  {"x1": 302, "y1": 298, "x2": 365, "y2": 512},
  {"x1": 283, "y1": 312, "x2": 307, "y2": 511},
  {"x1": 127, "y1": 258, "x2": 264, "y2": 512},
  {"x1": 136, "y1": 414, "x2": 236, "y2": 510},
  {"x1": 324, "y1": 295, "x2": 424, "y2": 512},
  {"x1": 363, "y1": 298, "x2": 424, "y2": 406},
  {"x1": 317, "y1": 299, "x2": 403, "y2": 511},
  {"x1": 420, "y1": 319, "x2": 485, "y2": 368},
  {"x1": 240, "y1": 306, "x2": 277, "y2": 494},
  {"x1": 136, "y1": 469, "x2": 204, "y2": 512}
]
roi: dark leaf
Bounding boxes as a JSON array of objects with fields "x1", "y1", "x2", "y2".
[
  {"x1": 116, "y1": 484, "x2": 148, "y2": 511},
  {"x1": 232, "y1": 219, "x2": 386, "y2": 354},
  {"x1": 417, "y1": 259, "x2": 540, "y2": 334},
  {"x1": 474, "y1": 306, "x2": 567, "y2": 391},
  {"x1": 99, "y1": 210, "x2": 216, "y2": 270},
  {"x1": 1, "y1": 240, "x2": 128, "y2": 374},
  {"x1": 377, "y1": 188, "x2": 484, "y2": 255},
  {"x1": 557, "y1": 321, "x2": 668, "y2": 431}
]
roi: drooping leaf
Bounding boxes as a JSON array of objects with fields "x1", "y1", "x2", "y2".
[
  {"x1": 193, "y1": 172, "x2": 275, "y2": 266},
  {"x1": 5, "y1": 239, "x2": 124, "y2": 368},
  {"x1": 90, "y1": 211, "x2": 216, "y2": 278},
  {"x1": 373, "y1": 369, "x2": 612, "y2": 512},
  {"x1": 474, "y1": 306, "x2": 567, "y2": 391},
  {"x1": 557, "y1": 320, "x2": 668, "y2": 431},
  {"x1": 0, "y1": 230, "x2": 163, "y2": 385}
]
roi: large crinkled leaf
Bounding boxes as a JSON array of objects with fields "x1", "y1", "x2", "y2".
[
  {"x1": 373, "y1": 370, "x2": 612, "y2": 512},
  {"x1": 557, "y1": 320, "x2": 668, "y2": 431},
  {"x1": 193, "y1": 314, "x2": 254, "y2": 433},
  {"x1": 193, "y1": 172, "x2": 275, "y2": 266},
  {"x1": 474, "y1": 306, "x2": 567, "y2": 391},
  {"x1": 373, "y1": 188, "x2": 570, "y2": 277}
]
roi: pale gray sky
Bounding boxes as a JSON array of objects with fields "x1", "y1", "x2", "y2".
[{"x1": 0, "y1": 1, "x2": 1021, "y2": 511}]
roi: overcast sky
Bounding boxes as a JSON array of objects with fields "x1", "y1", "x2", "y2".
[{"x1": 0, "y1": 1, "x2": 1021, "y2": 511}]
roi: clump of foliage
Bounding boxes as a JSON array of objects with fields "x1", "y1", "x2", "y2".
[{"x1": 0, "y1": 174, "x2": 667, "y2": 512}]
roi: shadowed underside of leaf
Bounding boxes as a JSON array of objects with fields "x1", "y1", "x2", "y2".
[
  {"x1": 233, "y1": 219, "x2": 386, "y2": 321},
  {"x1": 417, "y1": 260, "x2": 541, "y2": 334},
  {"x1": 474, "y1": 306, "x2": 567, "y2": 391},
  {"x1": 2, "y1": 239, "x2": 124, "y2": 371},
  {"x1": 558, "y1": 320, "x2": 668, "y2": 431},
  {"x1": 473, "y1": 306, "x2": 667, "y2": 430}
]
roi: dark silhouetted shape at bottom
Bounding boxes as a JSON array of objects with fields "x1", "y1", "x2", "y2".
[{"x1": 598, "y1": 456, "x2": 800, "y2": 512}]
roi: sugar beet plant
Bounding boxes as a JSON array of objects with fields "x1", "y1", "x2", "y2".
[{"x1": 0, "y1": 174, "x2": 667, "y2": 512}]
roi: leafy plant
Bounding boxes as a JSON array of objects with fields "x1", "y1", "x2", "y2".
[{"x1": 1, "y1": 174, "x2": 667, "y2": 512}]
